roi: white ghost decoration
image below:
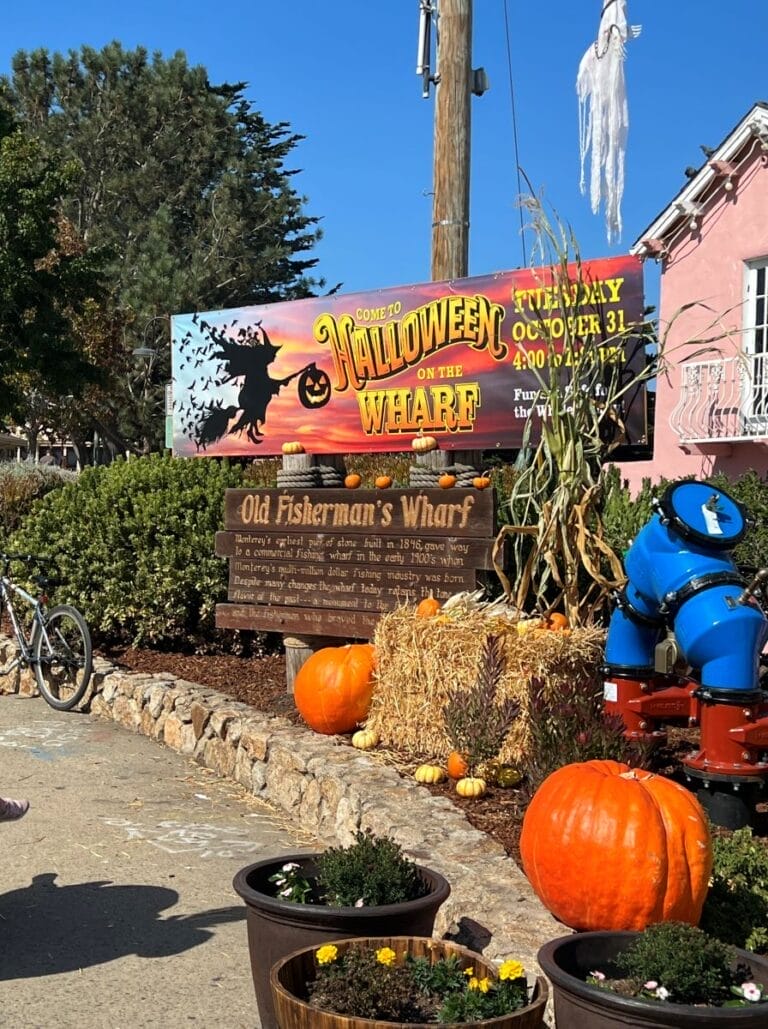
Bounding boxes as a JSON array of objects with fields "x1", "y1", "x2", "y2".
[{"x1": 577, "y1": 0, "x2": 641, "y2": 243}]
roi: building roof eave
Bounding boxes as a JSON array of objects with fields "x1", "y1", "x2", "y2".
[{"x1": 630, "y1": 102, "x2": 768, "y2": 258}]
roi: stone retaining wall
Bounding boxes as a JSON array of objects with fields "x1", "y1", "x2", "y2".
[{"x1": 0, "y1": 635, "x2": 563, "y2": 981}]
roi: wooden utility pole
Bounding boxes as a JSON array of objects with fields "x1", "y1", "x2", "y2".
[{"x1": 431, "y1": 0, "x2": 472, "y2": 282}]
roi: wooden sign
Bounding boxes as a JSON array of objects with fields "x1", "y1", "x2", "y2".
[{"x1": 215, "y1": 487, "x2": 498, "y2": 637}]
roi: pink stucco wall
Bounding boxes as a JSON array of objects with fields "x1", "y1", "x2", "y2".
[{"x1": 616, "y1": 145, "x2": 768, "y2": 494}]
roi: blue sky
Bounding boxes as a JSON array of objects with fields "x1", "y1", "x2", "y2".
[{"x1": 2, "y1": 2, "x2": 767, "y2": 312}]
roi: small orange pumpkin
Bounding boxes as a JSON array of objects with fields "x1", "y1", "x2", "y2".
[
  {"x1": 416, "y1": 596, "x2": 442, "y2": 618},
  {"x1": 546, "y1": 612, "x2": 569, "y2": 631},
  {"x1": 438, "y1": 473, "x2": 456, "y2": 489},
  {"x1": 293, "y1": 644, "x2": 376, "y2": 735},
  {"x1": 520, "y1": 760, "x2": 713, "y2": 932},
  {"x1": 375, "y1": 475, "x2": 393, "y2": 489},
  {"x1": 473, "y1": 475, "x2": 491, "y2": 490},
  {"x1": 344, "y1": 473, "x2": 362, "y2": 489},
  {"x1": 446, "y1": 751, "x2": 469, "y2": 780},
  {"x1": 281, "y1": 441, "x2": 305, "y2": 455}
]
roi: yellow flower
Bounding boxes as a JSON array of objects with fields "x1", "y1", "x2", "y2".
[
  {"x1": 468, "y1": 976, "x2": 480, "y2": 991},
  {"x1": 376, "y1": 947, "x2": 397, "y2": 967},
  {"x1": 499, "y1": 959, "x2": 525, "y2": 981},
  {"x1": 463, "y1": 966, "x2": 474, "y2": 977},
  {"x1": 316, "y1": 945, "x2": 338, "y2": 965},
  {"x1": 477, "y1": 977, "x2": 491, "y2": 993}
]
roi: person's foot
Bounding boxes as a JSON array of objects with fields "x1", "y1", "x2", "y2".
[{"x1": 0, "y1": 797, "x2": 29, "y2": 821}]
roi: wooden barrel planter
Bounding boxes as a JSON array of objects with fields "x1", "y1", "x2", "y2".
[{"x1": 270, "y1": 935, "x2": 548, "y2": 1028}]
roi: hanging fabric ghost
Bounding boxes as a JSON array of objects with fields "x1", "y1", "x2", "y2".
[{"x1": 577, "y1": 1, "x2": 641, "y2": 243}]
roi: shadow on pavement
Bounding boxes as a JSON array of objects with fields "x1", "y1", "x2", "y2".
[{"x1": 0, "y1": 872, "x2": 245, "y2": 979}]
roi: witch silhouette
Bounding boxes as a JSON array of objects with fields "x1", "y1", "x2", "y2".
[{"x1": 194, "y1": 321, "x2": 316, "y2": 450}]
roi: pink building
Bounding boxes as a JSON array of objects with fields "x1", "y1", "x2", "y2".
[{"x1": 617, "y1": 102, "x2": 768, "y2": 493}]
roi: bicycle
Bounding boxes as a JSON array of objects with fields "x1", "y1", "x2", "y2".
[{"x1": 0, "y1": 551, "x2": 92, "y2": 711}]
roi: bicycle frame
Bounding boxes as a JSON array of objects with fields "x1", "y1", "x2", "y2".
[{"x1": 0, "y1": 574, "x2": 47, "y2": 670}]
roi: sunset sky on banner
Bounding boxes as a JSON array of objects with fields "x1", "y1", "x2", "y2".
[
  {"x1": 171, "y1": 256, "x2": 644, "y2": 457},
  {"x1": 2, "y1": 2, "x2": 766, "y2": 311}
]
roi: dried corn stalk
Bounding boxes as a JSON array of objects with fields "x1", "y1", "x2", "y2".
[{"x1": 496, "y1": 199, "x2": 658, "y2": 625}]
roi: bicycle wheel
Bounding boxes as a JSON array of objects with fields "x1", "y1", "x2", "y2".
[{"x1": 33, "y1": 604, "x2": 93, "y2": 711}]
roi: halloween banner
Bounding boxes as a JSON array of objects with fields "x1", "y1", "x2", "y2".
[{"x1": 171, "y1": 255, "x2": 646, "y2": 457}]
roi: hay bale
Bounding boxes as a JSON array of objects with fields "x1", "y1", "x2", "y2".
[{"x1": 367, "y1": 605, "x2": 605, "y2": 765}]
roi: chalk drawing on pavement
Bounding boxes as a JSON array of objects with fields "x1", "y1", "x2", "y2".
[
  {"x1": 0, "y1": 721, "x2": 85, "y2": 757},
  {"x1": 101, "y1": 817, "x2": 281, "y2": 859}
]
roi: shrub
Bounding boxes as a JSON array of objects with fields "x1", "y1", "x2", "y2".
[
  {"x1": 701, "y1": 827, "x2": 768, "y2": 954},
  {"x1": 346, "y1": 451, "x2": 412, "y2": 487},
  {"x1": 522, "y1": 674, "x2": 651, "y2": 795},
  {"x1": 242, "y1": 457, "x2": 280, "y2": 488},
  {"x1": 599, "y1": 466, "x2": 670, "y2": 558},
  {"x1": 709, "y1": 469, "x2": 768, "y2": 572},
  {"x1": 0, "y1": 460, "x2": 76, "y2": 537},
  {"x1": 616, "y1": 921, "x2": 740, "y2": 1007},
  {"x1": 314, "y1": 830, "x2": 428, "y2": 907},
  {"x1": 8, "y1": 454, "x2": 251, "y2": 650},
  {"x1": 442, "y1": 634, "x2": 520, "y2": 774}
]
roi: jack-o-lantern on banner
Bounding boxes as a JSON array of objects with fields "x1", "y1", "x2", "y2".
[{"x1": 171, "y1": 255, "x2": 646, "y2": 457}]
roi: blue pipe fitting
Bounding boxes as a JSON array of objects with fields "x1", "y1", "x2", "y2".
[{"x1": 605, "y1": 481, "x2": 767, "y2": 692}]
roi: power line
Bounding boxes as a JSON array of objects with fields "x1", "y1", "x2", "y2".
[{"x1": 502, "y1": 0, "x2": 527, "y2": 266}]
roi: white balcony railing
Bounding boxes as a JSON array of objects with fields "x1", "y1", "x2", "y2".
[{"x1": 669, "y1": 352, "x2": 768, "y2": 444}]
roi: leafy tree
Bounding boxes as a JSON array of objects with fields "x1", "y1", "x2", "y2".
[
  {"x1": 0, "y1": 111, "x2": 108, "y2": 423},
  {"x1": 0, "y1": 43, "x2": 325, "y2": 452}
]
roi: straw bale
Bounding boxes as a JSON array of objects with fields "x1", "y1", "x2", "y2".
[{"x1": 367, "y1": 605, "x2": 605, "y2": 766}]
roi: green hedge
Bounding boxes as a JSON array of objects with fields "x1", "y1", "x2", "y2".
[
  {"x1": 8, "y1": 454, "x2": 248, "y2": 650},
  {"x1": 0, "y1": 460, "x2": 76, "y2": 538}
]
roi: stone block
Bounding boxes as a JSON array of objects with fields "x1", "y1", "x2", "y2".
[
  {"x1": 163, "y1": 713, "x2": 196, "y2": 754},
  {"x1": 112, "y1": 694, "x2": 141, "y2": 732},
  {"x1": 202, "y1": 736, "x2": 236, "y2": 780},
  {"x1": 190, "y1": 701, "x2": 211, "y2": 740}
]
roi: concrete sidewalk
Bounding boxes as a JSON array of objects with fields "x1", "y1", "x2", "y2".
[{"x1": 0, "y1": 693, "x2": 318, "y2": 1028}]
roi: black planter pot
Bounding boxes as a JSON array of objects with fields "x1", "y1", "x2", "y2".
[
  {"x1": 233, "y1": 852, "x2": 451, "y2": 1029},
  {"x1": 538, "y1": 931, "x2": 768, "y2": 1028}
]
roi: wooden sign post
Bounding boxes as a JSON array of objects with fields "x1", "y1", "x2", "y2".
[{"x1": 215, "y1": 485, "x2": 497, "y2": 689}]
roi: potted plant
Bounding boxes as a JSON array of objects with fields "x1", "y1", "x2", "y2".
[
  {"x1": 538, "y1": 921, "x2": 768, "y2": 1028},
  {"x1": 270, "y1": 935, "x2": 548, "y2": 1028},
  {"x1": 233, "y1": 830, "x2": 450, "y2": 1029}
]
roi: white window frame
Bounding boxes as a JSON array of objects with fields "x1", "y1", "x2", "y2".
[{"x1": 742, "y1": 257, "x2": 768, "y2": 428}]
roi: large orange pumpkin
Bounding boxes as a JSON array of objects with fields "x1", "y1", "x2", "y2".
[
  {"x1": 519, "y1": 760, "x2": 712, "y2": 932},
  {"x1": 293, "y1": 644, "x2": 376, "y2": 735}
]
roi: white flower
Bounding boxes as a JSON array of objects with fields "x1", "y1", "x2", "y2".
[
  {"x1": 589, "y1": 970, "x2": 605, "y2": 981},
  {"x1": 282, "y1": 862, "x2": 300, "y2": 872},
  {"x1": 279, "y1": 887, "x2": 292, "y2": 897},
  {"x1": 273, "y1": 876, "x2": 286, "y2": 886},
  {"x1": 655, "y1": 986, "x2": 670, "y2": 1001},
  {"x1": 740, "y1": 982, "x2": 763, "y2": 1003},
  {"x1": 354, "y1": 898, "x2": 365, "y2": 908},
  {"x1": 643, "y1": 981, "x2": 658, "y2": 990}
]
